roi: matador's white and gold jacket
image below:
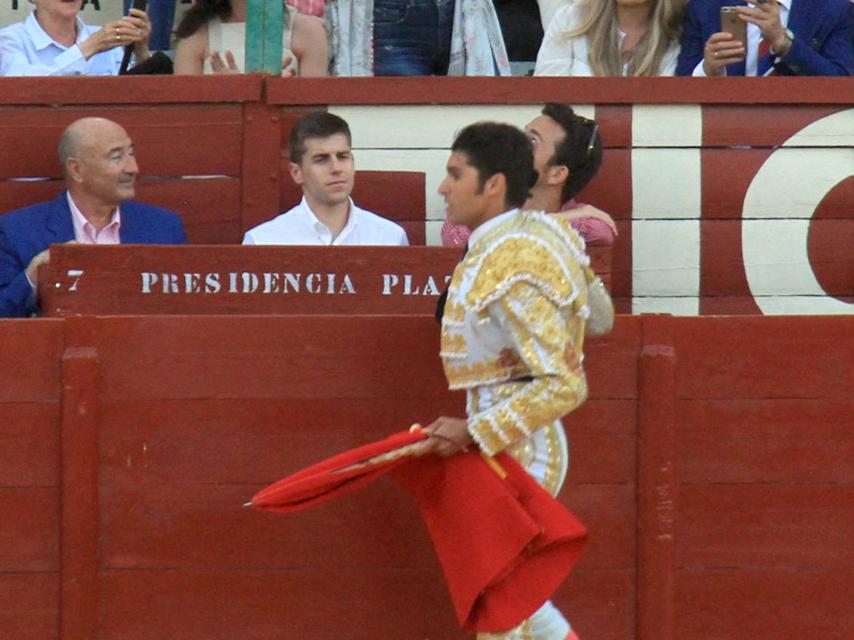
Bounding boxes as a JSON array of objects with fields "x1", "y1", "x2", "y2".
[{"x1": 440, "y1": 209, "x2": 596, "y2": 495}]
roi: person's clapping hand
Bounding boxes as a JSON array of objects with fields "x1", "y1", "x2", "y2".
[
  {"x1": 208, "y1": 51, "x2": 240, "y2": 74},
  {"x1": 281, "y1": 55, "x2": 297, "y2": 77},
  {"x1": 209, "y1": 53, "x2": 298, "y2": 76}
]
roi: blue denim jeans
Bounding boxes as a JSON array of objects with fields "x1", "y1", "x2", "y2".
[{"x1": 373, "y1": 0, "x2": 456, "y2": 76}]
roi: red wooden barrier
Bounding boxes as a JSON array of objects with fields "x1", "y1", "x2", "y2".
[
  {"x1": 36, "y1": 244, "x2": 617, "y2": 317},
  {"x1": 37, "y1": 245, "x2": 460, "y2": 316},
  {"x1": 0, "y1": 320, "x2": 63, "y2": 640},
  {"x1": 1, "y1": 314, "x2": 851, "y2": 639},
  {"x1": 1, "y1": 76, "x2": 851, "y2": 315}
]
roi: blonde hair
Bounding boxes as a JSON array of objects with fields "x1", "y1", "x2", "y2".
[{"x1": 564, "y1": 0, "x2": 684, "y2": 77}]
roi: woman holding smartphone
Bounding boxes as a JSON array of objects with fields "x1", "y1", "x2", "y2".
[
  {"x1": 0, "y1": 0, "x2": 151, "y2": 76},
  {"x1": 534, "y1": 0, "x2": 684, "y2": 76}
]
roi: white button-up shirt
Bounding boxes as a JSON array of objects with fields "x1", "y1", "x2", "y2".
[
  {"x1": 242, "y1": 197, "x2": 410, "y2": 246},
  {"x1": 0, "y1": 11, "x2": 123, "y2": 77}
]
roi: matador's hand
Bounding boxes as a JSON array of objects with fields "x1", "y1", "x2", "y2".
[{"x1": 411, "y1": 417, "x2": 474, "y2": 458}]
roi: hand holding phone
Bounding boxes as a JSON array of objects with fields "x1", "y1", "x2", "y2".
[
  {"x1": 119, "y1": 0, "x2": 150, "y2": 74},
  {"x1": 701, "y1": 8, "x2": 747, "y2": 76}
]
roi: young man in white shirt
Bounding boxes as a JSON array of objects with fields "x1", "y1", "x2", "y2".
[{"x1": 242, "y1": 112, "x2": 409, "y2": 246}]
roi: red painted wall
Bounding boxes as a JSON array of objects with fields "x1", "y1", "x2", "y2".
[{"x1": 1, "y1": 314, "x2": 851, "y2": 639}]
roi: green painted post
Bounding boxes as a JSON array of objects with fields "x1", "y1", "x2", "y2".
[
  {"x1": 262, "y1": 0, "x2": 284, "y2": 74},
  {"x1": 245, "y1": 0, "x2": 283, "y2": 74}
]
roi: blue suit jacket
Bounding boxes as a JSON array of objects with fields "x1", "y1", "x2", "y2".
[
  {"x1": 0, "y1": 192, "x2": 187, "y2": 318},
  {"x1": 676, "y1": 0, "x2": 854, "y2": 76}
]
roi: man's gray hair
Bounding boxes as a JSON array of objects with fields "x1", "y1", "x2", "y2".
[{"x1": 57, "y1": 125, "x2": 84, "y2": 174}]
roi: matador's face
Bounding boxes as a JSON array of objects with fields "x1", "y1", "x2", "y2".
[{"x1": 437, "y1": 152, "x2": 490, "y2": 230}]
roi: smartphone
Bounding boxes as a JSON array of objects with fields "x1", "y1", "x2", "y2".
[
  {"x1": 119, "y1": 0, "x2": 148, "y2": 75},
  {"x1": 720, "y1": 6, "x2": 746, "y2": 47}
]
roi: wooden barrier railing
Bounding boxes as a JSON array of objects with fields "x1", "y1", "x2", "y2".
[
  {"x1": 1, "y1": 76, "x2": 851, "y2": 314},
  {"x1": 36, "y1": 244, "x2": 617, "y2": 317},
  {"x1": 1, "y1": 314, "x2": 851, "y2": 640}
]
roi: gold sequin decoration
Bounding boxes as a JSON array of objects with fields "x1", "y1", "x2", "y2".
[
  {"x1": 446, "y1": 211, "x2": 592, "y2": 458},
  {"x1": 542, "y1": 422, "x2": 564, "y2": 497},
  {"x1": 507, "y1": 436, "x2": 536, "y2": 471},
  {"x1": 443, "y1": 301, "x2": 466, "y2": 324},
  {"x1": 440, "y1": 331, "x2": 467, "y2": 356},
  {"x1": 467, "y1": 237, "x2": 575, "y2": 313}
]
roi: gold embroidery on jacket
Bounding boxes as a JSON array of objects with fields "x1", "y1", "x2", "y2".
[{"x1": 440, "y1": 211, "x2": 590, "y2": 457}]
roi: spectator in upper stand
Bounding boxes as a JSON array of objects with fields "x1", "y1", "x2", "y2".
[
  {"x1": 327, "y1": 0, "x2": 511, "y2": 76},
  {"x1": 442, "y1": 104, "x2": 617, "y2": 248},
  {"x1": 243, "y1": 112, "x2": 409, "y2": 246},
  {"x1": 534, "y1": 0, "x2": 684, "y2": 76},
  {"x1": 0, "y1": 0, "x2": 152, "y2": 76},
  {"x1": 0, "y1": 118, "x2": 187, "y2": 318},
  {"x1": 676, "y1": 0, "x2": 854, "y2": 76},
  {"x1": 173, "y1": 0, "x2": 328, "y2": 76}
]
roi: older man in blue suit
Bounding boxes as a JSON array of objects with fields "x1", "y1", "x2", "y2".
[
  {"x1": 677, "y1": 0, "x2": 853, "y2": 76},
  {"x1": 0, "y1": 117, "x2": 186, "y2": 317}
]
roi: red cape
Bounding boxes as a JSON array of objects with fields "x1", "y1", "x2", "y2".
[
  {"x1": 250, "y1": 429, "x2": 426, "y2": 512},
  {"x1": 392, "y1": 451, "x2": 587, "y2": 632},
  {"x1": 250, "y1": 430, "x2": 587, "y2": 633}
]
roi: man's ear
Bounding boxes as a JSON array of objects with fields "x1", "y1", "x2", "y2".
[
  {"x1": 65, "y1": 158, "x2": 84, "y2": 185},
  {"x1": 484, "y1": 172, "x2": 506, "y2": 199},
  {"x1": 547, "y1": 164, "x2": 569, "y2": 187},
  {"x1": 289, "y1": 162, "x2": 304, "y2": 186}
]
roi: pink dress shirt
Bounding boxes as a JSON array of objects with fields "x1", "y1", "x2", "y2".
[
  {"x1": 440, "y1": 199, "x2": 617, "y2": 247},
  {"x1": 68, "y1": 193, "x2": 121, "y2": 245}
]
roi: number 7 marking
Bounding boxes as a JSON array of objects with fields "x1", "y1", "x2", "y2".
[{"x1": 67, "y1": 269, "x2": 84, "y2": 292}]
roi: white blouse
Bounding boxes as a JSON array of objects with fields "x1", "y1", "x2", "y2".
[
  {"x1": 534, "y1": 2, "x2": 680, "y2": 77},
  {"x1": 203, "y1": 5, "x2": 298, "y2": 75},
  {"x1": 537, "y1": 0, "x2": 567, "y2": 33}
]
